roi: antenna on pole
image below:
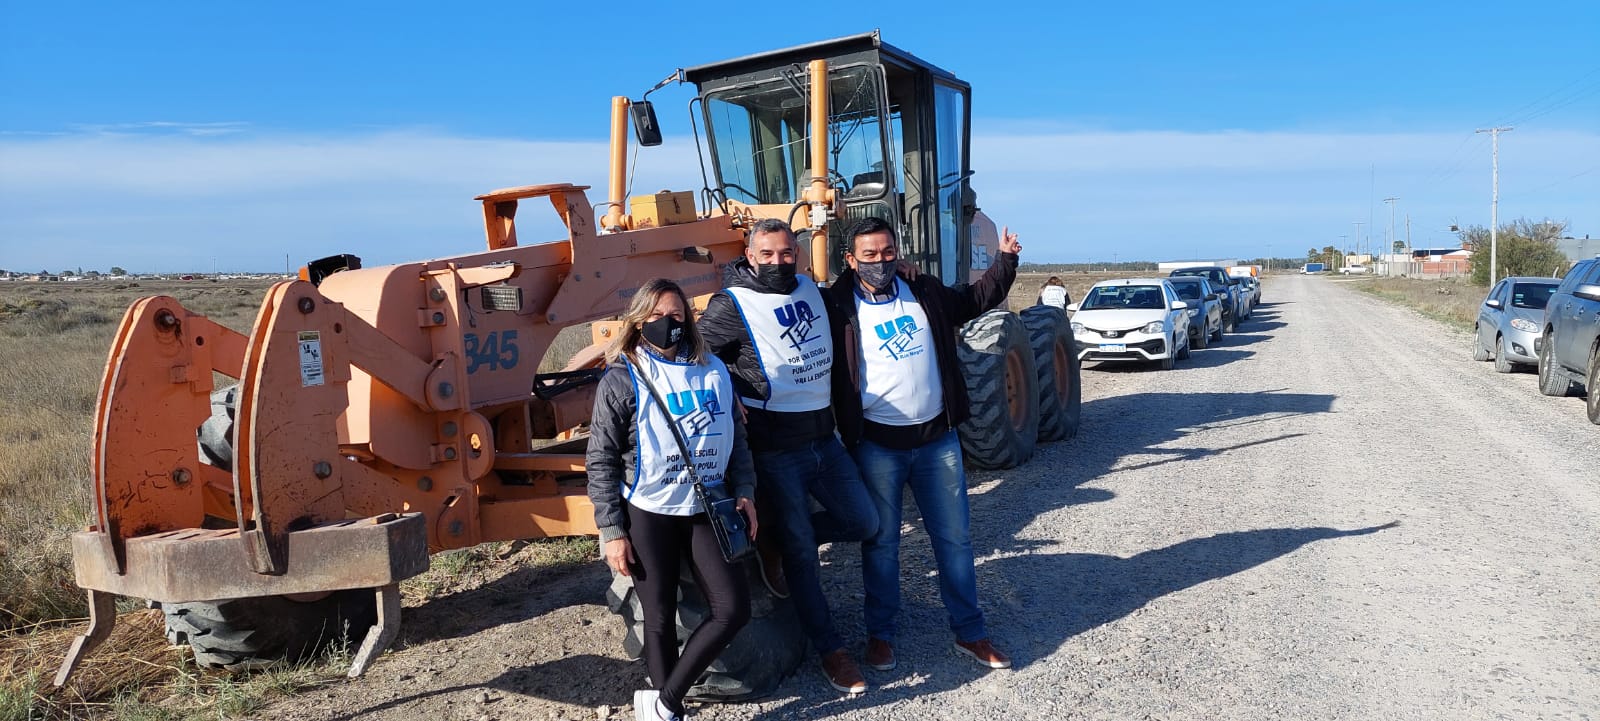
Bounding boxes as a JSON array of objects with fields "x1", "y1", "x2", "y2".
[{"x1": 1475, "y1": 126, "x2": 1513, "y2": 283}]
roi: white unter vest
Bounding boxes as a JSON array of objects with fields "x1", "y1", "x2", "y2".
[
  {"x1": 1040, "y1": 285, "x2": 1069, "y2": 309},
  {"x1": 625, "y1": 351, "x2": 736, "y2": 516},
  {"x1": 724, "y1": 279, "x2": 834, "y2": 412},
  {"x1": 855, "y1": 278, "x2": 944, "y2": 426}
]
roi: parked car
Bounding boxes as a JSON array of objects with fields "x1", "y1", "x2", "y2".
[
  {"x1": 1537, "y1": 257, "x2": 1600, "y2": 424},
  {"x1": 1069, "y1": 278, "x2": 1192, "y2": 370},
  {"x1": 1339, "y1": 265, "x2": 1372, "y2": 275},
  {"x1": 1169, "y1": 266, "x2": 1243, "y2": 329},
  {"x1": 1236, "y1": 276, "x2": 1260, "y2": 314},
  {"x1": 1166, "y1": 276, "x2": 1223, "y2": 349},
  {"x1": 1473, "y1": 277, "x2": 1559, "y2": 373}
]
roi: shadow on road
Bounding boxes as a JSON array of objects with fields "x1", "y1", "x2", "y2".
[
  {"x1": 344, "y1": 368, "x2": 1372, "y2": 718},
  {"x1": 726, "y1": 388, "x2": 1380, "y2": 718}
]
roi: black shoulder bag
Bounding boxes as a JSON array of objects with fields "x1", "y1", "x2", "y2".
[{"x1": 631, "y1": 357, "x2": 755, "y2": 564}]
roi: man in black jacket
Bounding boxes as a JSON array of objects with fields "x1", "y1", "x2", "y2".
[
  {"x1": 825, "y1": 215, "x2": 1020, "y2": 673},
  {"x1": 700, "y1": 218, "x2": 878, "y2": 695}
]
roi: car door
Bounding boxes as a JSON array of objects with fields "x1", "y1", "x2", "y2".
[
  {"x1": 1163, "y1": 283, "x2": 1186, "y2": 341},
  {"x1": 1481, "y1": 280, "x2": 1507, "y2": 347},
  {"x1": 1566, "y1": 261, "x2": 1600, "y2": 367},
  {"x1": 1557, "y1": 261, "x2": 1595, "y2": 365}
]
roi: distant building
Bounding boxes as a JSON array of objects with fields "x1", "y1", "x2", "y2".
[
  {"x1": 1556, "y1": 236, "x2": 1597, "y2": 266},
  {"x1": 1157, "y1": 259, "x2": 1240, "y2": 272}
]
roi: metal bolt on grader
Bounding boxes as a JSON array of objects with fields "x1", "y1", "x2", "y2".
[{"x1": 55, "y1": 32, "x2": 1081, "y2": 697}]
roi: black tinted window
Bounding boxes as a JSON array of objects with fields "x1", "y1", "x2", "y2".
[{"x1": 1511, "y1": 283, "x2": 1557, "y2": 309}]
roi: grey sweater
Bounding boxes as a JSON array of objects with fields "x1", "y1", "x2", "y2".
[{"x1": 585, "y1": 357, "x2": 757, "y2": 542}]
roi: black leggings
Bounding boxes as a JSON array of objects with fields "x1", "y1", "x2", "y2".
[{"x1": 626, "y1": 504, "x2": 751, "y2": 715}]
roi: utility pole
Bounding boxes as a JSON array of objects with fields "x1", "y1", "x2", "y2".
[
  {"x1": 1352, "y1": 222, "x2": 1365, "y2": 267},
  {"x1": 1383, "y1": 197, "x2": 1399, "y2": 273},
  {"x1": 1405, "y1": 214, "x2": 1412, "y2": 276},
  {"x1": 1475, "y1": 126, "x2": 1513, "y2": 283}
]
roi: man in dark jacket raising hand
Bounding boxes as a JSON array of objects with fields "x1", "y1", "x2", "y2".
[
  {"x1": 699, "y1": 218, "x2": 879, "y2": 695},
  {"x1": 826, "y1": 215, "x2": 1020, "y2": 673}
]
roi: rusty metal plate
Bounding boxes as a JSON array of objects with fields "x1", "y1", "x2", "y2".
[{"x1": 70, "y1": 513, "x2": 428, "y2": 603}]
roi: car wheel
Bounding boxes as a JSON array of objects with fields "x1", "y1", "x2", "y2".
[
  {"x1": 1192, "y1": 324, "x2": 1208, "y2": 349},
  {"x1": 1211, "y1": 319, "x2": 1223, "y2": 342},
  {"x1": 1537, "y1": 335, "x2": 1577, "y2": 397},
  {"x1": 1588, "y1": 349, "x2": 1600, "y2": 425},
  {"x1": 1471, "y1": 326, "x2": 1491, "y2": 361},
  {"x1": 1177, "y1": 332, "x2": 1191, "y2": 360},
  {"x1": 1493, "y1": 336, "x2": 1515, "y2": 374}
]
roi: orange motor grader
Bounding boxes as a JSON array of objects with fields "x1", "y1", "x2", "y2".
[{"x1": 55, "y1": 31, "x2": 1080, "y2": 688}]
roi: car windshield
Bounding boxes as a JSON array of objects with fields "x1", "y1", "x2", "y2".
[
  {"x1": 1082, "y1": 285, "x2": 1166, "y2": 310},
  {"x1": 1168, "y1": 281, "x2": 1203, "y2": 301},
  {"x1": 1172, "y1": 269, "x2": 1222, "y2": 285},
  {"x1": 1511, "y1": 283, "x2": 1557, "y2": 309}
]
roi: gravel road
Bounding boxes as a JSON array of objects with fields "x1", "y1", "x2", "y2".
[{"x1": 272, "y1": 275, "x2": 1598, "y2": 721}]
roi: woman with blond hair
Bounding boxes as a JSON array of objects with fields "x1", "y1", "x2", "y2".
[{"x1": 586, "y1": 278, "x2": 759, "y2": 721}]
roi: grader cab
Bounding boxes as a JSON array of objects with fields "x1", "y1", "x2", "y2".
[{"x1": 54, "y1": 32, "x2": 1080, "y2": 697}]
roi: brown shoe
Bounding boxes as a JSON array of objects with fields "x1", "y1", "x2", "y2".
[
  {"x1": 820, "y1": 649, "x2": 867, "y2": 695},
  {"x1": 754, "y1": 540, "x2": 789, "y2": 598},
  {"x1": 863, "y1": 637, "x2": 896, "y2": 671},
  {"x1": 954, "y1": 638, "x2": 1012, "y2": 669}
]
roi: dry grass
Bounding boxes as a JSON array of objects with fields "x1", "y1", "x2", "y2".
[
  {"x1": 0, "y1": 608, "x2": 353, "y2": 720},
  {"x1": 0, "y1": 281, "x2": 271, "y2": 632},
  {"x1": 1010, "y1": 271, "x2": 1150, "y2": 310},
  {"x1": 1346, "y1": 276, "x2": 1485, "y2": 331}
]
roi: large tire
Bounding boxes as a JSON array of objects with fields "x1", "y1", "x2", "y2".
[
  {"x1": 1471, "y1": 327, "x2": 1491, "y2": 361},
  {"x1": 1020, "y1": 306, "x2": 1081, "y2": 443},
  {"x1": 956, "y1": 310, "x2": 1040, "y2": 470},
  {"x1": 161, "y1": 591, "x2": 376, "y2": 670},
  {"x1": 1493, "y1": 336, "x2": 1515, "y2": 374},
  {"x1": 605, "y1": 561, "x2": 804, "y2": 702},
  {"x1": 1538, "y1": 336, "x2": 1577, "y2": 397},
  {"x1": 1587, "y1": 349, "x2": 1600, "y2": 426}
]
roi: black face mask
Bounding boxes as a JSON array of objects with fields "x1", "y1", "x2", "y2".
[
  {"x1": 855, "y1": 259, "x2": 897, "y2": 294},
  {"x1": 755, "y1": 262, "x2": 798, "y2": 292},
  {"x1": 641, "y1": 316, "x2": 684, "y2": 351}
]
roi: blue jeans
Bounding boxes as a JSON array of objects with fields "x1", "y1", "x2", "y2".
[
  {"x1": 753, "y1": 437, "x2": 879, "y2": 656},
  {"x1": 854, "y1": 430, "x2": 987, "y2": 644}
]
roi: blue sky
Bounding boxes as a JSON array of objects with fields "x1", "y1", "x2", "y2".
[{"x1": 2, "y1": 1, "x2": 1597, "y2": 272}]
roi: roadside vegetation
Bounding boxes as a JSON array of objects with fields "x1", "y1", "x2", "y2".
[{"x1": 1348, "y1": 276, "x2": 1481, "y2": 331}]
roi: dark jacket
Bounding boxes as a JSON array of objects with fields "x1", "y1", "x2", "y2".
[
  {"x1": 700, "y1": 257, "x2": 839, "y2": 452},
  {"x1": 585, "y1": 351, "x2": 757, "y2": 542},
  {"x1": 826, "y1": 252, "x2": 1019, "y2": 449}
]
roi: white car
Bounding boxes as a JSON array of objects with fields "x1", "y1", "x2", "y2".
[
  {"x1": 1340, "y1": 264, "x2": 1372, "y2": 275},
  {"x1": 1068, "y1": 278, "x2": 1192, "y2": 370}
]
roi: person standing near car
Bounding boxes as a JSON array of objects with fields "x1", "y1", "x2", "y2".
[
  {"x1": 826, "y1": 216, "x2": 1021, "y2": 672},
  {"x1": 1036, "y1": 276, "x2": 1070, "y2": 309},
  {"x1": 587, "y1": 278, "x2": 759, "y2": 721},
  {"x1": 699, "y1": 218, "x2": 880, "y2": 695}
]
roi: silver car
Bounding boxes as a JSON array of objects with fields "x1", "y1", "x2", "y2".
[
  {"x1": 1474, "y1": 276, "x2": 1559, "y2": 373},
  {"x1": 1165, "y1": 276, "x2": 1223, "y2": 348}
]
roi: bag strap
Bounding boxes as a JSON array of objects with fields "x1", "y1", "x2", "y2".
[{"x1": 627, "y1": 353, "x2": 712, "y2": 495}]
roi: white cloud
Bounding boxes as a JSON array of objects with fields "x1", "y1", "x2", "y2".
[{"x1": 1, "y1": 125, "x2": 1595, "y2": 271}]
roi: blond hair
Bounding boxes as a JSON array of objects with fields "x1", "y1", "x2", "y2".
[{"x1": 605, "y1": 278, "x2": 710, "y2": 365}]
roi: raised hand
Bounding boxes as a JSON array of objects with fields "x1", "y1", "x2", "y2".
[{"x1": 999, "y1": 226, "x2": 1021, "y2": 255}]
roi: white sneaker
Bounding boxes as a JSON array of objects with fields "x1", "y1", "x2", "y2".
[
  {"x1": 633, "y1": 690, "x2": 659, "y2": 721},
  {"x1": 633, "y1": 690, "x2": 681, "y2": 721}
]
